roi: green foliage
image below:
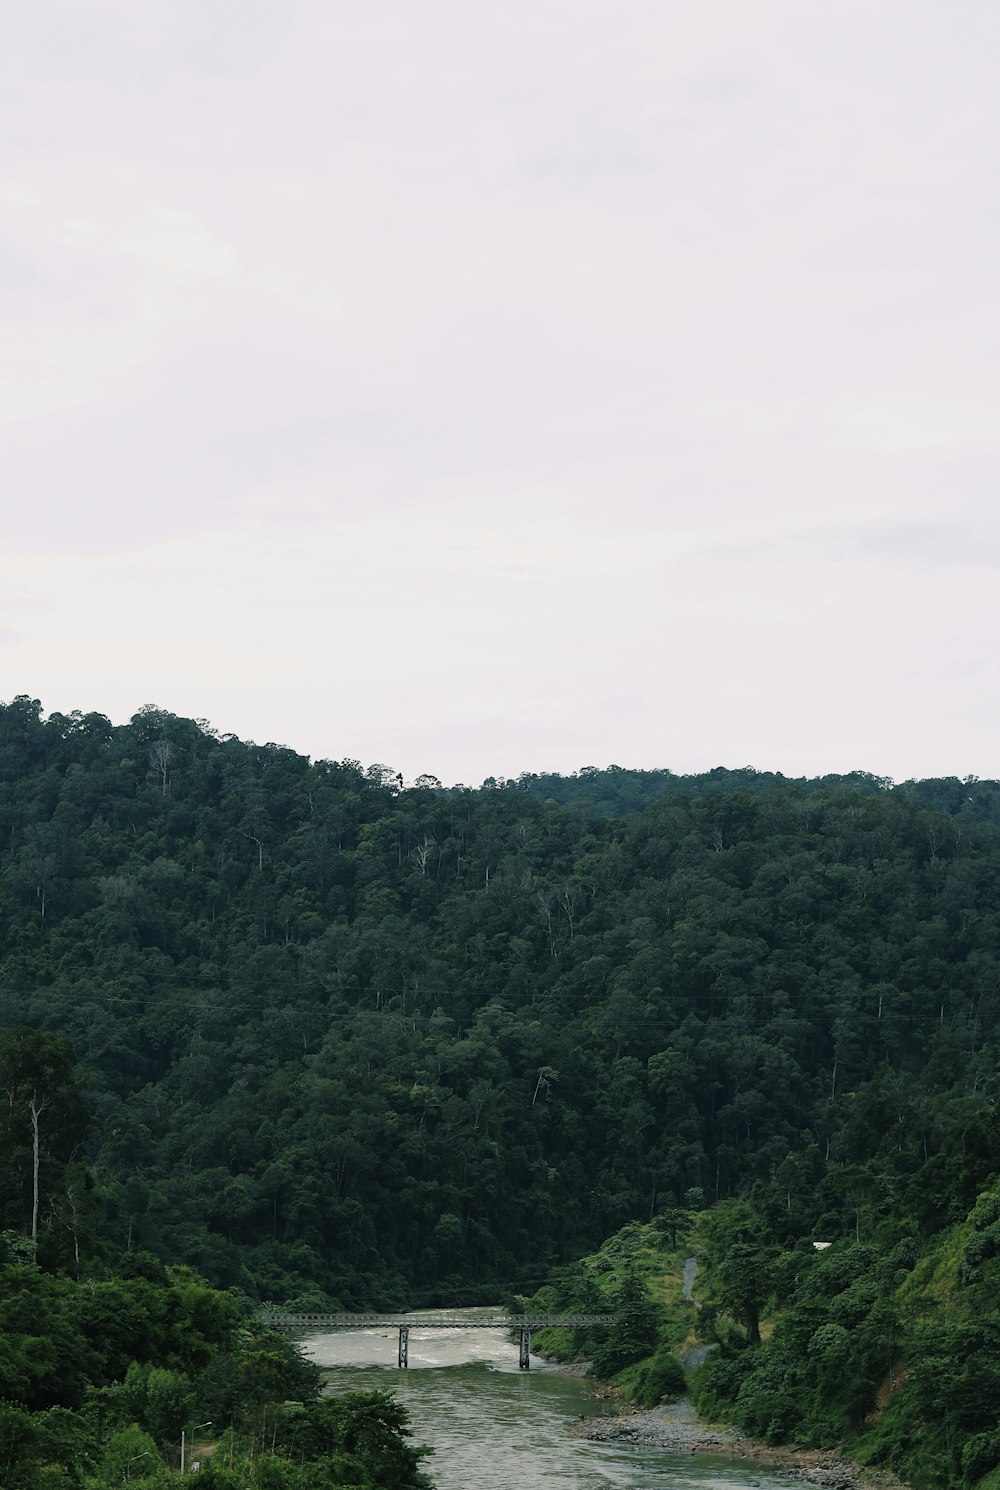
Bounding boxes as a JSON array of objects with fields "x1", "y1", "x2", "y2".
[
  {"x1": 0, "y1": 1401, "x2": 96, "y2": 1489},
  {"x1": 680, "y1": 1186, "x2": 1000, "y2": 1489},
  {"x1": 270, "y1": 1391, "x2": 433, "y2": 1489},
  {"x1": 93, "y1": 1423, "x2": 161, "y2": 1486},
  {"x1": 196, "y1": 1330, "x2": 321, "y2": 1425},
  {"x1": 0, "y1": 1025, "x2": 90, "y2": 1265},
  {"x1": 142, "y1": 1366, "x2": 194, "y2": 1447},
  {"x1": 523, "y1": 1221, "x2": 694, "y2": 1405},
  {"x1": 4, "y1": 702, "x2": 1000, "y2": 1305},
  {"x1": 630, "y1": 1346, "x2": 687, "y2": 1407},
  {"x1": 8, "y1": 700, "x2": 1000, "y2": 1482},
  {"x1": 713, "y1": 1243, "x2": 774, "y2": 1345},
  {"x1": 0, "y1": 1259, "x2": 420, "y2": 1489},
  {"x1": 591, "y1": 1267, "x2": 662, "y2": 1376},
  {"x1": 650, "y1": 1206, "x2": 692, "y2": 1248},
  {"x1": 692, "y1": 1237, "x2": 903, "y2": 1447}
]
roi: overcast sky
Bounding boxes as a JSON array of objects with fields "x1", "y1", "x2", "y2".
[{"x1": 3, "y1": 1, "x2": 999, "y2": 785}]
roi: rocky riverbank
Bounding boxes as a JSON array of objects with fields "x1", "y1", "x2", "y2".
[{"x1": 568, "y1": 1397, "x2": 908, "y2": 1490}]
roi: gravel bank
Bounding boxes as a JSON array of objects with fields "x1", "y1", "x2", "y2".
[{"x1": 568, "y1": 1397, "x2": 906, "y2": 1490}]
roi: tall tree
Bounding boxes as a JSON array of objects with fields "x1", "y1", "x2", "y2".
[{"x1": 0, "y1": 1028, "x2": 88, "y2": 1252}]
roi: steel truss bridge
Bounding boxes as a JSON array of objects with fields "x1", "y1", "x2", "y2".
[{"x1": 259, "y1": 1311, "x2": 617, "y2": 1370}]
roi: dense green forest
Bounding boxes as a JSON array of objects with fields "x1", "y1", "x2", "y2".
[
  {"x1": 3, "y1": 694, "x2": 1000, "y2": 1486},
  {"x1": 0, "y1": 1243, "x2": 431, "y2": 1487},
  {"x1": 522, "y1": 1183, "x2": 1000, "y2": 1490},
  {"x1": 2, "y1": 696, "x2": 999, "y2": 1306}
]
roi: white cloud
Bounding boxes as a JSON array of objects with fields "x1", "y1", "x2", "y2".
[
  {"x1": 59, "y1": 207, "x2": 237, "y2": 279},
  {"x1": 3, "y1": 0, "x2": 999, "y2": 781},
  {"x1": 827, "y1": 397, "x2": 1000, "y2": 454}
]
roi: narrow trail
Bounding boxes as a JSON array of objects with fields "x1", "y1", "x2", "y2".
[
  {"x1": 682, "y1": 1255, "x2": 698, "y2": 1302},
  {"x1": 680, "y1": 1256, "x2": 715, "y2": 1369}
]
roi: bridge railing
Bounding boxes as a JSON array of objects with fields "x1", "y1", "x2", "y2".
[
  {"x1": 258, "y1": 1311, "x2": 617, "y2": 1331},
  {"x1": 258, "y1": 1309, "x2": 617, "y2": 1370}
]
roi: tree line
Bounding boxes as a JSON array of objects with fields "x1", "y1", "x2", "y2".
[
  {"x1": 2, "y1": 694, "x2": 999, "y2": 1314},
  {"x1": 0, "y1": 1238, "x2": 431, "y2": 1488}
]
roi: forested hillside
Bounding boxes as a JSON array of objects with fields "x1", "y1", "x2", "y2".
[
  {"x1": 2, "y1": 696, "x2": 999, "y2": 1311},
  {"x1": 521, "y1": 1198, "x2": 1000, "y2": 1490},
  {"x1": 0, "y1": 1249, "x2": 431, "y2": 1488}
]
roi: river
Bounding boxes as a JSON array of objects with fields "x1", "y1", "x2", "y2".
[{"x1": 301, "y1": 1309, "x2": 795, "y2": 1490}]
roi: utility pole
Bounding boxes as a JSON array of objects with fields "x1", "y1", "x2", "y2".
[{"x1": 181, "y1": 1421, "x2": 211, "y2": 1473}]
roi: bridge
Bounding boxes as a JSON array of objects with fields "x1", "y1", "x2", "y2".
[{"x1": 259, "y1": 1311, "x2": 616, "y2": 1370}]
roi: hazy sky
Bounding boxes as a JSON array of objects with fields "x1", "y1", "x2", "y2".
[{"x1": 3, "y1": 1, "x2": 999, "y2": 785}]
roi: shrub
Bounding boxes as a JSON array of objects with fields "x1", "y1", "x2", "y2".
[{"x1": 637, "y1": 1349, "x2": 687, "y2": 1406}]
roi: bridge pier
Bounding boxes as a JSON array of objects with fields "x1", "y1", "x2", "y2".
[
  {"x1": 518, "y1": 1327, "x2": 531, "y2": 1370},
  {"x1": 398, "y1": 1326, "x2": 409, "y2": 1369}
]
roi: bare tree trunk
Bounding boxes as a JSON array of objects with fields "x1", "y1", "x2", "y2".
[
  {"x1": 243, "y1": 831, "x2": 264, "y2": 870},
  {"x1": 149, "y1": 740, "x2": 173, "y2": 795},
  {"x1": 29, "y1": 1093, "x2": 45, "y2": 1245},
  {"x1": 65, "y1": 1177, "x2": 82, "y2": 1277}
]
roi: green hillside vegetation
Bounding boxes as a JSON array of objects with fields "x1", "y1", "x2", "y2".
[
  {"x1": 690, "y1": 1178, "x2": 1000, "y2": 1490},
  {"x1": 526, "y1": 1187, "x2": 1000, "y2": 1490},
  {"x1": 0, "y1": 1248, "x2": 430, "y2": 1489},
  {"x1": 3, "y1": 698, "x2": 1000, "y2": 1308},
  {"x1": 519, "y1": 1219, "x2": 694, "y2": 1405},
  {"x1": 5, "y1": 696, "x2": 1000, "y2": 1483}
]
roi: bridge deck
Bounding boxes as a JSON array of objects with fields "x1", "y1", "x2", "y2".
[{"x1": 260, "y1": 1312, "x2": 615, "y2": 1331}]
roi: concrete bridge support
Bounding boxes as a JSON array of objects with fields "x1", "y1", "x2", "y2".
[
  {"x1": 398, "y1": 1326, "x2": 409, "y2": 1368},
  {"x1": 518, "y1": 1328, "x2": 531, "y2": 1370}
]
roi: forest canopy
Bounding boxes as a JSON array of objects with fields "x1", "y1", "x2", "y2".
[{"x1": 1, "y1": 696, "x2": 998, "y2": 1307}]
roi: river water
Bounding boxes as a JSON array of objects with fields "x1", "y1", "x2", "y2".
[{"x1": 301, "y1": 1310, "x2": 794, "y2": 1490}]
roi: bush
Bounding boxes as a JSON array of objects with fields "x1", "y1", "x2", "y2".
[
  {"x1": 963, "y1": 1429, "x2": 1000, "y2": 1485},
  {"x1": 637, "y1": 1349, "x2": 687, "y2": 1406},
  {"x1": 690, "y1": 1347, "x2": 757, "y2": 1420}
]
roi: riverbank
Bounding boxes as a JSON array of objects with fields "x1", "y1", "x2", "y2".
[{"x1": 568, "y1": 1396, "x2": 909, "y2": 1490}]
